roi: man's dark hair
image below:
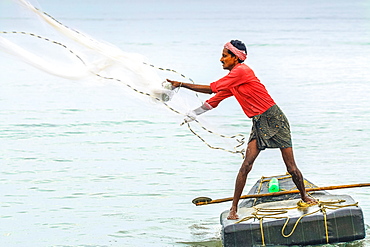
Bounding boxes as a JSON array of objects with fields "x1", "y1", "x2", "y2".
[{"x1": 227, "y1": 40, "x2": 247, "y2": 63}]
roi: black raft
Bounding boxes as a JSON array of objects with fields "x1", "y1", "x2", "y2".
[{"x1": 220, "y1": 174, "x2": 366, "y2": 247}]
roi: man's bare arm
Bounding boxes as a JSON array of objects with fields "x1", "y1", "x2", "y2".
[{"x1": 167, "y1": 79, "x2": 213, "y2": 94}]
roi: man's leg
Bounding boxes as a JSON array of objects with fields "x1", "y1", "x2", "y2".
[
  {"x1": 227, "y1": 139, "x2": 261, "y2": 220},
  {"x1": 280, "y1": 147, "x2": 317, "y2": 204}
]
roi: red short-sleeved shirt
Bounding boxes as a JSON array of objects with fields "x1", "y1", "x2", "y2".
[{"x1": 206, "y1": 63, "x2": 276, "y2": 118}]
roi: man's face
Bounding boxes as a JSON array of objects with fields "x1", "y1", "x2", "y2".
[{"x1": 220, "y1": 48, "x2": 239, "y2": 70}]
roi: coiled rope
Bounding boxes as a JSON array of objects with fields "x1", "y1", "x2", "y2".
[
  {"x1": 0, "y1": 30, "x2": 246, "y2": 158},
  {"x1": 235, "y1": 199, "x2": 359, "y2": 246},
  {"x1": 234, "y1": 175, "x2": 361, "y2": 246}
]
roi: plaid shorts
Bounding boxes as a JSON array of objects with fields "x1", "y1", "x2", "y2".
[{"x1": 249, "y1": 105, "x2": 292, "y2": 150}]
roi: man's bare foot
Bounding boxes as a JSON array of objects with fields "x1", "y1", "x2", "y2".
[
  {"x1": 227, "y1": 209, "x2": 239, "y2": 220},
  {"x1": 303, "y1": 195, "x2": 318, "y2": 205}
]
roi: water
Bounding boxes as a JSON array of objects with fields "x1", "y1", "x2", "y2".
[{"x1": 1, "y1": 0, "x2": 370, "y2": 246}]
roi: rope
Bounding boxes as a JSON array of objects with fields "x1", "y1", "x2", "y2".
[
  {"x1": 142, "y1": 62, "x2": 201, "y2": 99},
  {"x1": 186, "y1": 121, "x2": 245, "y2": 158},
  {"x1": 235, "y1": 199, "x2": 359, "y2": 246},
  {"x1": 0, "y1": 30, "x2": 246, "y2": 157}
]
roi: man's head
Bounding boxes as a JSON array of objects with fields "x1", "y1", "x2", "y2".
[{"x1": 221, "y1": 40, "x2": 247, "y2": 70}]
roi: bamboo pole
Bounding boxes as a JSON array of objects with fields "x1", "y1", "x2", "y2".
[{"x1": 194, "y1": 183, "x2": 370, "y2": 206}]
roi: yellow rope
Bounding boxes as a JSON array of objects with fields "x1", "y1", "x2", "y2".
[
  {"x1": 234, "y1": 175, "x2": 360, "y2": 245},
  {"x1": 259, "y1": 217, "x2": 265, "y2": 246},
  {"x1": 281, "y1": 204, "x2": 319, "y2": 238},
  {"x1": 235, "y1": 198, "x2": 359, "y2": 246},
  {"x1": 322, "y1": 207, "x2": 329, "y2": 243},
  {"x1": 0, "y1": 30, "x2": 246, "y2": 158}
]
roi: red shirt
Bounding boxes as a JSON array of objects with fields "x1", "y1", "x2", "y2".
[{"x1": 206, "y1": 63, "x2": 276, "y2": 118}]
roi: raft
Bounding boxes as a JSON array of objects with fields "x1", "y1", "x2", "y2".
[{"x1": 220, "y1": 174, "x2": 366, "y2": 246}]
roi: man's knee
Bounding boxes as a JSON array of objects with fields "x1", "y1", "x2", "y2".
[
  {"x1": 239, "y1": 160, "x2": 253, "y2": 175},
  {"x1": 287, "y1": 167, "x2": 300, "y2": 177}
]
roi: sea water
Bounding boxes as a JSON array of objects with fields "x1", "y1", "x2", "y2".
[{"x1": 0, "y1": 0, "x2": 370, "y2": 246}]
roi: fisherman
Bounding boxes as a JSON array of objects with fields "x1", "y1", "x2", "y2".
[{"x1": 167, "y1": 40, "x2": 317, "y2": 220}]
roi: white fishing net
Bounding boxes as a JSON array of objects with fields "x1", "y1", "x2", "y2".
[{"x1": 0, "y1": 0, "x2": 246, "y2": 157}]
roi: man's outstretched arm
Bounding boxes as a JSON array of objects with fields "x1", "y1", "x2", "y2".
[{"x1": 167, "y1": 79, "x2": 213, "y2": 94}]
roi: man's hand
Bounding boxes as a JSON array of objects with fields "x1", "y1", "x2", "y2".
[
  {"x1": 166, "y1": 79, "x2": 182, "y2": 88},
  {"x1": 166, "y1": 79, "x2": 213, "y2": 94},
  {"x1": 180, "y1": 103, "x2": 213, "y2": 126},
  {"x1": 181, "y1": 111, "x2": 197, "y2": 125}
]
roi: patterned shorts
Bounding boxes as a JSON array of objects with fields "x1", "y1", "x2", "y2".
[{"x1": 249, "y1": 105, "x2": 292, "y2": 150}]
